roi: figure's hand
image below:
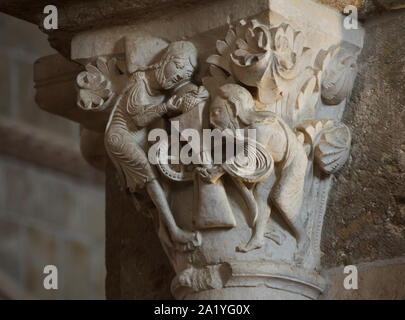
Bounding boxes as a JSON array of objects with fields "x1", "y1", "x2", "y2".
[
  {"x1": 167, "y1": 86, "x2": 210, "y2": 114},
  {"x1": 180, "y1": 87, "x2": 210, "y2": 113},
  {"x1": 167, "y1": 95, "x2": 183, "y2": 112},
  {"x1": 196, "y1": 165, "x2": 224, "y2": 183}
]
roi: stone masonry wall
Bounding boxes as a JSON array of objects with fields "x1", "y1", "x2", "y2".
[
  {"x1": 321, "y1": 9, "x2": 404, "y2": 278},
  {"x1": 0, "y1": 13, "x2": 105, "y2": 299}
]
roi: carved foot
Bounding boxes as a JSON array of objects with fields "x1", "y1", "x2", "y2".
[
  {"x1": 236, "y1": 236, "x2": 264, "y2": 253},
  {"x1": 172, "y1": 229, "x2": 202, "y2": 252},
  {"x1": 264, "y1": 229, "x2": 286, "y2": 246},
  {"x1": 157, "y1": 223, "x2": 202, "y2": 252},
  {"x1": 293, "y1": 236, "x2": 310, "y2": 265}
]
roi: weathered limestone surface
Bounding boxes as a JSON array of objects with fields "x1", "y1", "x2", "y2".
[
  {"x1": 105, "y1": 160, "x2": 174, "y2": 299},
  {"x1": 0, "y1": 0, "x2": 224, "y2": 57},
  {"x1": 322, "y1": 9, "x2": 405, "y2": 268},
  {"x1": 73, "y1": 0, "x2": 362, "y2": 300},
  {"x1": 322, "y1": 257, "x2": 405, "y2": 299}
]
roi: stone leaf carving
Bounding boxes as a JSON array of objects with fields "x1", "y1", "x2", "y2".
[
  {"x1": 206, "y1": 20, "x2": 313, "y2": 106},
  {"x1": 316, "y1": 45, "x2": 359, "y2": 105},
  {"x1": 297, "y1": 119, "x2": 352, "y2": 174},
  {"x1": 315, "y1": 124, "x2": 351, "y2": 174},
  {"x1": 77, "y1": 57, "x2": 124, "y2": 111},
  {"x1": 205, "y1": 20, "x2": 319, "y2": 128}
]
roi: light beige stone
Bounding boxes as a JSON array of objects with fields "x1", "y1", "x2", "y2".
[{"x1": 70, "y1": 0, "x2": 363, "y2": 300}]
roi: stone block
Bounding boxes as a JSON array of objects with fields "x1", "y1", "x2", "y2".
[{"x1": 17, "y1": 60, "x2": 79, "y2": 141}]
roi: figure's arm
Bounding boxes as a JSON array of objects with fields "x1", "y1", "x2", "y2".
[
  {"x1": 175, "y1": 85, "x2": 210, "y2": 113},
  {"x1": 132, "y1": 96, "x2": 180, "y2": 127},
  {"x1": 133, "y1": 85, "x2": 210, "y2": 127}
]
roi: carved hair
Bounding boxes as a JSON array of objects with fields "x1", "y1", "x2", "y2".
[
  {"x1": 136, "y1": 41, "x2": 198, "y2": 72},
  {"x1": 217, "y1": 84, "x2": 253, "y2": 126},
  {"x1": 217, "y1": 84, "x2": 272, "y2": 126},
  {"x1": 162, "y1": 41, "x2": 198, "y2": 69}
]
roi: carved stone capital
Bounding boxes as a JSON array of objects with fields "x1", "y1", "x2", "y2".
[{"x1": 31, "y1": 0, "x2": 364, "y2": 300}]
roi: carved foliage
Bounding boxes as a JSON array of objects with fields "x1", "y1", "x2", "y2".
[
  {"x1": 205, "y1": 20, "x2": 320, "y2": 128},
  {"x1": 77, "y1": 57, "x2": 123, "y2": 111},
  {"x1": 206, "y1": 20, "x2": 313, "y2": 106},
  {"x1": 297, "y1": 120, "x2": 352, "y2": 174},
  {"x1": 315, "y1": 123, "x2": 351, "y2": 174},
  {"x1": 316, "y1": 45, "x2": 358, "y2": 105},
  {"x1": 75, "y1": 17, "x2": 361, "y2": 297}
]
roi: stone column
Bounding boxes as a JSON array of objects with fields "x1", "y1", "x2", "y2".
[{"x1": 2, "y1": 0, "x2": 366, "y2": 299}]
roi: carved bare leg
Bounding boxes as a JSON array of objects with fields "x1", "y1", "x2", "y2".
[
  {"x1": 237, "y1": 206, "x2": 270, "y2": 253},
  {"x1": 229, "y1": 177, "x2": 258, "y2": 227},
  {"x1": 146, "y1": 179, "x2": 201, "y2": 251},
  {"x1": 291, "y1": 222, "x2": 310, "y2": 264},
  {"x1": 275, "y1": 210, "x2": 309, "y2": 264},
  {"x1": 237, "y1": 180, "x2": 273, "y2": 253}
]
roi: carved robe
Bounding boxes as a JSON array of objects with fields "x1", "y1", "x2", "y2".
[{"x1": 105, "y1": 71, "x2": 167, "y2": 191}]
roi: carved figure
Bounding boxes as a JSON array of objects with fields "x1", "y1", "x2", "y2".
[
  {"x1": 199, "y1": 84, "x2": 308, "y2": 255},
  {"x1": 76, "y1": 14, "x2": 361, "y2": 299},
  {"x1": 79, "y1": 41, "x2": 207, "y2": 251}
]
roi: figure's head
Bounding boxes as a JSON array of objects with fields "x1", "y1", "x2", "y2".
[
  {"x1": 155, "y1": 41, "x2": 198, "y2": 90},
  {"x1": 210, "y1": 84, "x2": 255, "y2": 131}
]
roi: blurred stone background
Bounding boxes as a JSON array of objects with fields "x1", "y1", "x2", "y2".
[{"x1": 0, "y1": 13, "x2": 105, "y2": 299}]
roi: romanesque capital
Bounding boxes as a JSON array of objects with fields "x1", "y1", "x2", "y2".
[{"x1": 35, "y1": 0, "x2": 365, "y2": 300}]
